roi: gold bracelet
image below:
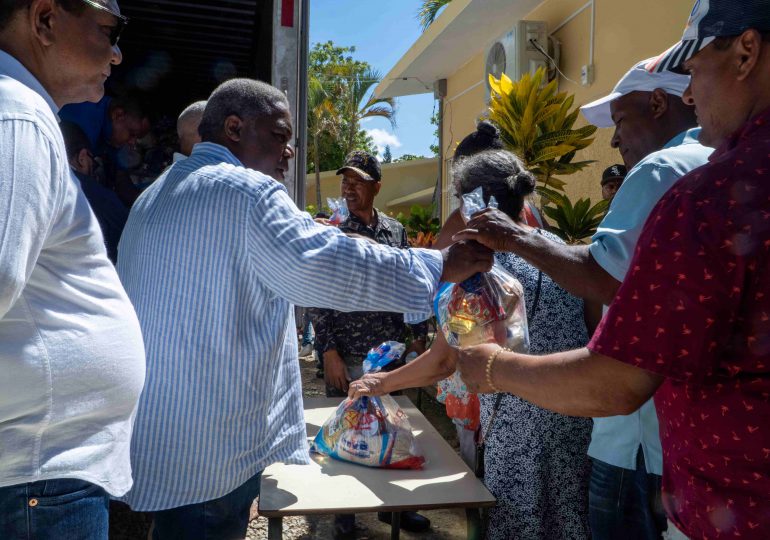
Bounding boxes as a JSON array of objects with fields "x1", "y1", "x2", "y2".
[{"x1": 486, "y1": 347, "x2": 508, "y2": 393}]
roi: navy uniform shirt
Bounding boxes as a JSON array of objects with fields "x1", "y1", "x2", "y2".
[{"x1": 312, "y1": 209, "x2": 428, "y2": 364}]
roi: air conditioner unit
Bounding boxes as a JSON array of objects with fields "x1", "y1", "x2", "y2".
[{"x1": 484, "y1": 20, "x2": 552, "y2": 94}]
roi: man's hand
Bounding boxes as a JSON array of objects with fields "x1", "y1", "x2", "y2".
[
  {"x1": 348, "y1": 373, "x2": 388, "y2": 399},
  {"x1": 439, "y1": 240, "x2": 494, "y2": 283},
  {"x1": 314, "y1": 217, "x2": 332, "y2": 226},
  {"x1": 451, "y1": 208, "x2": 528, "y2": 253},
  {"x1": 323, "y1": 350, "x2": 350, "y2": 393},
  {"x1": 456, "y1": 343, "x2": 500, "y2": 393}
]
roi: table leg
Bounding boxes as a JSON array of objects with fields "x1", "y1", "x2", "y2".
[
  {"x1": 267, "y1": 517, "x2": 282, "y2": 540},
  {"x1": 466, "y1": 507, "x2": 482, "y2": 540},
  {"x1": 390, "y1": 511, "x2": 401, "y2": 540}
]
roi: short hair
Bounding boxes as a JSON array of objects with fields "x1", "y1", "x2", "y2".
[
  {"x1": 198, "y1": 78, "x2": 289, "y2": 142},
  {"x1": 1, "y1": 0, "x2": 85, "y2": 32},
  {"x1": 453, "y1": 149, "x2": 536, "y2": 220},
  {"x1": 59, "y1": 120, "x2": 92, "y2": 161},
  {"x1": 454, "y1": 120, "x2": 504, "y2": 161},
  {"x1": 110, "y1": 95, "x2": 147, "y2": 120}
]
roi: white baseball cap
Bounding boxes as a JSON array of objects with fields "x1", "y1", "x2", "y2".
[{"x1": 579, "y1": 58, "x2": 691, "y2": 128}]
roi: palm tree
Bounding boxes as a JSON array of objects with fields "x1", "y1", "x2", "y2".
[
  {"x1": 339, "y1": 67, "x2": 396, "y2": 155},
  {"x1": 417, "y1": 0, "x2": 452, "y2": 31},
  {"x1": 307, "y1": 75, "x2": 339, "y2": 208}
]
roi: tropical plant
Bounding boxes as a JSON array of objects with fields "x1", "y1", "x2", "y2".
[
  {"x1": 396, "y1": 204, "x2": 441, "y2": 246},
  {"x1": 539, "y1": 188, "x2": 609, "y2": 244},
  {"x1": 417, "y1": 0, "x2": 452, "y2": 31},
  {"x1": 382, "y1": 145, "x2": 393, "y2": 163},
  {"x1": 488, "y1": 67, "x2": 597, "y2": 195},
  {"x1": 307, "y1": 75, "x2": 339, "y2": 208},
  {"x1": 337, "y1": 66, "x2": 396, "y2": 154},
  {"x1": 307, "y1": 41, "x2": 385, "y2": 180},
  {"x1": 488, "y1": 67, "x2": 601, "y2": 241}
]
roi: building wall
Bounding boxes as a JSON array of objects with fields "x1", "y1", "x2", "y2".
[
  {"x1": 306, "y1": 157, "x2": 439, "y2": 218},
  {"x1": 440, "y1": 0, "x2": 694, "y2": 220}
]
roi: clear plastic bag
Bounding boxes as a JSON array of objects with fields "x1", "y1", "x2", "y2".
[
  {"x1": 327, "y1": 197, "x2": 349, "y2": 225},
  {"x1": 310, "y1": 342, "x2": 425, "y2": 469},
  {"x1": 434, "y1": 187, "x2": 530, "y2": 426},
  {"x1": 434, "y1": 187, "x2": 529, "y2": 351}
]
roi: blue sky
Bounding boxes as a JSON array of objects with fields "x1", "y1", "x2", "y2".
[{"x1": 310, "y1": 0, "x2": 437, "y2": 159}]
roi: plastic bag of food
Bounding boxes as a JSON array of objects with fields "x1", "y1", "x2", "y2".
[
  {"x1": 310, "y1": 342, "x2": 425, "y2": 469},
  {"x1": 327, "y1": 197, "x2": 349, "y2": 225},
  {"x1": 434, "y1": 187, "x2": 529, "y2": 350},
  {"x1": 434, "y1": 187, "x2": 529, "y2": 424}
]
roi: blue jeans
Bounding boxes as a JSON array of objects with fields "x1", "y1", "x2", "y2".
[
  {"x1": 589, "y1": 451, "x2": 667, "y2": 540},
  {"x1": 0, "y1": 478, "x2": 109, "y2": 539},
  {"x1": 152, "y1": 471, "x2": 262, "y2": 540}
]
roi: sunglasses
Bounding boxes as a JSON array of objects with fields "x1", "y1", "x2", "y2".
[{"x1": 79, "y1": 0, "x2": 129, "y2": 46}]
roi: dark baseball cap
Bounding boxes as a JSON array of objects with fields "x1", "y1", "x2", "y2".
[
  {"x1": 601, "y1": 164, "x2": 627, "y2": 185},
  {"x1": 647, "y1": 0, "x2": 770, "y2": 73},
  {"x1": 336, "y1": 150, "x2": 382, "y2": 182}
]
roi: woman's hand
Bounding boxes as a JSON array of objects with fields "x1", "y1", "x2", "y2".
[
  {"x1": 452, "y1": 208, "x2": 528, "y2": 253},
  {"x1": 348, "y1": 373, "x2": 389, "y2": 399},
  {"x1": 457, "y1": 343, "x2": 503, "y2": 393}
]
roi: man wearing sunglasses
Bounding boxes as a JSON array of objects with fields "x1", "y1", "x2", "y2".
[{"x1": 0, "y1": 1, "x2": 145, "y2": 539}]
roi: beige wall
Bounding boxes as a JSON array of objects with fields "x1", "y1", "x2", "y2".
[
  {"x1": 306, "y1": 157, "x2": 439, "y2": 218},
  {"x1": 440, "y1": 0, "x2": 694, "y2": 220}
]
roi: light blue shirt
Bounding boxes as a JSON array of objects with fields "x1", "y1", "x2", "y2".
[
  {"x1": 117, "y1": 142, "x2": 443, "y2": 511},
  {"x1": 588, "y1": 128, "x2": 712, "y2": 474}
]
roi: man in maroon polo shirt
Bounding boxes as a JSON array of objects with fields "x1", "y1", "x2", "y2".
[{"x1": 451, "y1": 1, "x2": 770, "y2": 538}]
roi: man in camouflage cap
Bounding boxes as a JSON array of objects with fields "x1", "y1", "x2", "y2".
[{"x1": 312, "y1": 150, "x2": 431, "y2": 538}]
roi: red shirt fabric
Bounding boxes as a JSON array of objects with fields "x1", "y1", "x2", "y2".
[{"x1": 589, "y1": 107, "x2": 770, "y2": 539}]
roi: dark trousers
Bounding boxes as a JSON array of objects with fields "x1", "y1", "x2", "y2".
[
  {"x1": 152, "y1": 471, "x2": 262, "y2": 540},
  {"x1": 589, "y1": 450, "x2": 667, "y2": 540},
  {"x1": 0, "y1": 478, "x2": 109, "y2": 540}
]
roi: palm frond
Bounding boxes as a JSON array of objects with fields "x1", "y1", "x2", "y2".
[{"x1": 417, "y1": 0, "x2": 452, "y2": 31}]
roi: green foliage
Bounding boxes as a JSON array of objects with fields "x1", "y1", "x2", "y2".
[
  {"x1": 382, "y1": 145, "x2": 393, "y2": 163},
  {"x1": 393, "y1": 153, "x2": 426, "y2": 162},
  {"x1": 307, "y1": 41, "x2": 396, "y2": 203},
  {"x1": 429, "y1": 109, "x2": 440, "y2": 157},
  {"x1": 396, "y1": 204, "x2": 441, "y2": 237},
  {"x1": 305, "y1": 203, "x2": 331, "y2": 217},
  {"x1": 539, "y1": 187, "x2": 609, "y2": 244},
  {"x1": 417, "y1": 0, "x2": 452, "y2": 30},
  {"x1": 488, "y1": 68, "x2": 597, "y2": 194}
]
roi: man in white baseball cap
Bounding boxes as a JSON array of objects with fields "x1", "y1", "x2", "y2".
[{"x1": 452, "y1": 58, "x2": 711, "y2": 539}]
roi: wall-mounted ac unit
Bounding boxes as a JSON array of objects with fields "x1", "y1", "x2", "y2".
[{"x1": 484, "y1": 20, "x2": 552, "y2": 94}]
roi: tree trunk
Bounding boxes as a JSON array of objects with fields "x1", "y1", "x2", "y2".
[{"x1": 314, "y1": 132, "x2": 322, "y2": 209}]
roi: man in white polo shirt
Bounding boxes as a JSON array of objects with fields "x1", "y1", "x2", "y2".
[{"x1": 0, "y1": 1, "x2": 145, "y2": 538}]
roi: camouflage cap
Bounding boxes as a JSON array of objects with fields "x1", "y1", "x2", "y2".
[{"x1": 336, "y1": 150, "x2": 382, "y2": 182}]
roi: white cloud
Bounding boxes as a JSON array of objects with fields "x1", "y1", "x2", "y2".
[{"x1": 365, "y1": 128, "x2": 402, "y2": 157}]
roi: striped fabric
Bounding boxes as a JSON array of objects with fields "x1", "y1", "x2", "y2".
[{"x1": 117, "y1": 142, "x2": 442, "y2": 511}]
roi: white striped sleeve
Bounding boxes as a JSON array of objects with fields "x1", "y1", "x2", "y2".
[{"x1": 248, "y1": 182, "x2": 442, "y2": 314}]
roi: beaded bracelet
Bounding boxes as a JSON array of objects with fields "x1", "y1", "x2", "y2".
[{"x1": 486, "y1": 346, "x2": 510, "y2": 393}]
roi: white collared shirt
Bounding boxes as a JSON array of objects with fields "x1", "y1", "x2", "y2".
[{"x1": 0, "y1": 50, "x2": 146, "y2": 496}]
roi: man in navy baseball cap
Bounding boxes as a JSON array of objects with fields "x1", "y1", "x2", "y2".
[{"x1": 647, "y1": 0, "x2": 770, "y2": 74}]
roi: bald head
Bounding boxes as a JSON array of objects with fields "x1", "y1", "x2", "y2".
[{"x1": 177, "y1": 100, "x2": 206, "y2": 156}]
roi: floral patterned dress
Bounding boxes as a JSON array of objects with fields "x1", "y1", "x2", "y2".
[{"x1": 480, "y1": 234, "x2": 593, "y2": 540}]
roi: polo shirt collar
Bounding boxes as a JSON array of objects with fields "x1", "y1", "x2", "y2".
[
  {"x1": 663, "y1": 127, "x2": 702, "y2": 150},
  {"x1": 0, "y1": 49, "x2": 58, "y2": 114},
  {"x1": 189, "y1": 142, "x2": 245, "y2": 168}
]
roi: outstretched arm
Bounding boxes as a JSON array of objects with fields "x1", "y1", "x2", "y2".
[{"x1": 453, "y1": 208, "x2": 621, "y2": 305}]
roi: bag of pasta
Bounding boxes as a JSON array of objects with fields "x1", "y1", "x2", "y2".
[
  {"x1": 310, "y1": 342, "x2": 425, "y2": 470},
  {"x1": 434, "y1": 187, "x2": 529, "y2": 351}
]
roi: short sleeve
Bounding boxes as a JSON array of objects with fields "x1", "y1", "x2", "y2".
[
  {"x1": 588, "y1": 182, "x2": 739, "y2": 382},
  {"x1": 590, "y1": 162, "x2": 681, "y2": 281}
]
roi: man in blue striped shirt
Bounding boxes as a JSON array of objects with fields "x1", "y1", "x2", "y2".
[{"x1": 117, "y1": 78, "x2": 492, "y2": 539}]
